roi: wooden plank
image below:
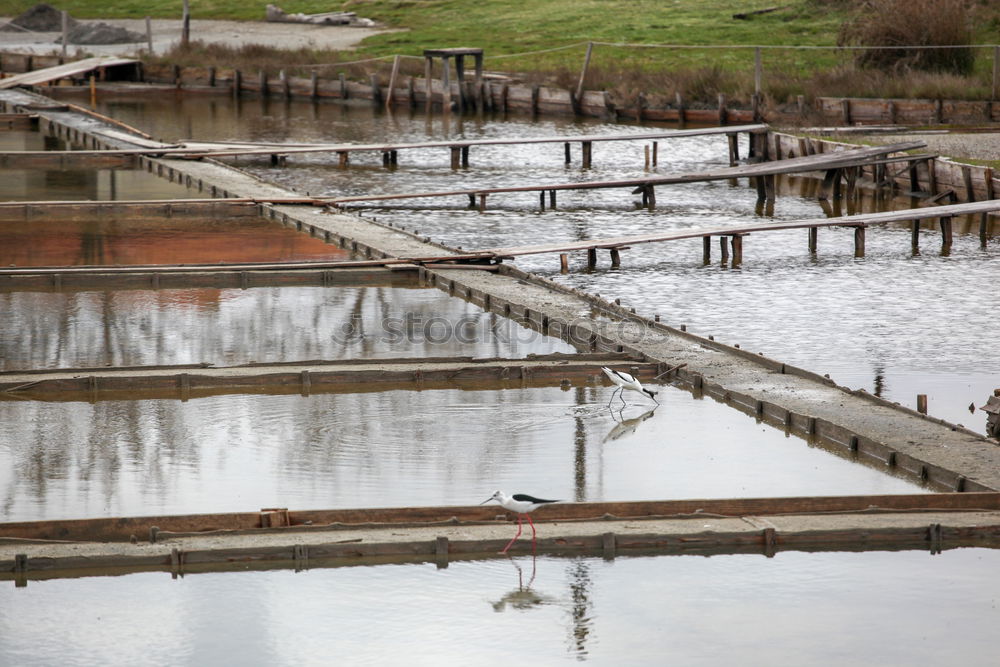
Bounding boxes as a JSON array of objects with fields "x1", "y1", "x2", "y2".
[
  {"x1": 0, "y1": 357, "x2": 654, "y2": 402},
  {"x1": 2, "y1": 492, "x2": 998, "y2": 543},
  {"x1": 328, "y1": 142, "x2": 929, "y2": 205},
  {"x1": 0, "y1": 57, "x2": 139, "y2": 89}
]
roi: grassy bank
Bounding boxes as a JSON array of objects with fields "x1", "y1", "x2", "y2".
[{"x1": 6, "y1": 1, "x2": 1000, "y2": 105}]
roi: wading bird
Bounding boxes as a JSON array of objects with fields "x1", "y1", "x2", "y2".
[
  {"x1": 602, "y1": 366, "x2": 659, "y2": 407},
  {"x1": 481, "y1": 490, "x2": 559, "y2": 554}
]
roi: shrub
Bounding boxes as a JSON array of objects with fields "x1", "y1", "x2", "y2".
[{"x1": 838, "y1": 0, "x2": 974, "y2": 75}]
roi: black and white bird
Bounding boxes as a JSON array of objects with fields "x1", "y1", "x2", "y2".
[
  {"x1": 481, "y1": 490, "x2": 559, "y2": 554},
  {"x1": 602, "y1": 366, "x2": 658, "y2": 407}
]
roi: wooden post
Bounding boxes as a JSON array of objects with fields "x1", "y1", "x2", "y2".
[
  {"x1": 841, "y1": 98, "x2": 851, "y2": 125},
  {"x1": 582, "y1": 141, "x2": 592, "y2": 168},
  {"x1": 917, "y1": 394, "x2": 928, "y2": 414},
  {"x1": 455, "y1": 55, "x2": 466, "y2": 111},
  {"x1": 703, "y1": 236, "x2": 711, "y2": 263},
  {"x1": 61, "y1": 10, "x2": 68, "y2": 58},
  {"x1": 478, "y1": 193, "x2": 487, "y2": 212},
  {"x1": 652, "y1": 141, "x2": 658, "y2": 167},
  {"x1": 754, "y1": 46, "x2": 762, "y2": 99},
  {"x1": 808, "y1": 227, "x2": 818, "y2": 253},
  {"x1": 982, "y1": 167, "x2": 994, "y2": 246},
  {"x1": 644, "y1": 185, "x2": 656, "y2": 209},
  {"x1": 730, "y1": 235, "x2": 743, "y2": 265},
  {"x1": 549, "y1": 190, "x2": 557, "y2": 208},
  {"x1": 564, "y1": 142, "x2": 571, "y2": 165},
  {"x1": 145, "y1": 16, "x2": 153, "y2": 54},
  {"x1": 441, "y1": 56, "x2": 452, "y2": 113},
  {"x1": 854, "y1": 226, "x2": 866, "y2": 257},
  {"x1": 675, "y1": 92, "x2": 686, "y2": 125},
  {"x1": 994, "y1": 46, "x2": 1000, "y2": 101},
  {"x1": 962, "y1": 165, "x2": 975, "y2": 202},
  {"x1": 386, "y1": 55, "x2": 401, "y2": 109},
  {"x1": 940, "y1": 216, "x2": 953, "y2": 248},
  {"x1": 560, "y1": 253, "x2": 569, "y2": 274},
  {"x1": 337, "y1": 151, "x2": 349, "y2": 168},
  {"x1": 718, "y1": 93, "x2": 728, "y2": 125},
  {"x1": 461, "y1": 145, "x2": 470, "y2": 167},
  {"x1": 644, "y1": 145, "x2": 650, "y2": 169},
  {"x1": 727, "y1": 133, "x2": 739, "y2": 166},
  {"x1": 911, "y1": 219, "x2": 920, "y2": 252},
  {"x1": 450, "y1": 146, "x2": 461, "y2": 170},
  {"x1": 424, "y1": 57, "x2": 432, "y2": 112},
  {"x1": 181, "y1": 0, "x2": 190, "y2": 49},
  {"x1": 576, "y1": 42, "x2": 594, "y2": 102},
  {"x1": 719, "y1": 236, "x2": 729, "y2": 262},
  {"x1": 539, "y1": 191, "x2": 546, "y2": 211},
  {"x1": 610, "y1": 248, "x2": 621, "y2": 268},
  {"x1": 587, "y1": 248, "x2": 597, "y2": 269}
]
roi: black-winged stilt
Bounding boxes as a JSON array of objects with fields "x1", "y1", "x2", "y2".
[
  {"x1": 481, "y1": 490, "x2": 559, "y2": 554},
  {"x1": 602, "y1": 366, "x2": 658, "y2": 407}
]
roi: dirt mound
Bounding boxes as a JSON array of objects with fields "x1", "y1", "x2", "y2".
[
  {"x1": 58, "y1": 22, "x2": 145, "y2": 45},
  {"x1": 1, "y1": 3, "x2": 78, "y2": 32}
]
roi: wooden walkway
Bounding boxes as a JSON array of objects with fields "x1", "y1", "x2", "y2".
[
  {"x1": 2, "y1": 198, "x2": 993, "y2": 280},
  {"x1": 0, "y1": 123, "x2": 767, "y2": 169},
  {"x1": 0, "y1": 57, "x2": 140, "y2": 90},
  {"x1": 328, "y1": 141, "x2": 931, "y2": 208},
  {"x1": 0, "y1": 353, "x2": 650, "y2": 399}
]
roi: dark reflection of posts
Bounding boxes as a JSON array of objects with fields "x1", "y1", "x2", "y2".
[
  {"x1": 566, "y1": 560, "x2": 594, "y2": 660},
  {"x1": 873, "y1": 364, "x2": 885, "y2": 398},
  {"x1": 573, "y1": 386, "x2": 587, "y2": 502}
]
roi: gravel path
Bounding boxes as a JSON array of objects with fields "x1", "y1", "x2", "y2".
[{"x1": 0, "y1": 17, "x2": 394, "y2": 57}]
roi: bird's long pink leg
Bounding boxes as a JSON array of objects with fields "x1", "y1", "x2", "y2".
[
  {"x1": 501, "y1": 514, "x2": 523, "y2": 554},
  {"x1": 527, "y1": 514, "x2": 537, "y2": 550}
]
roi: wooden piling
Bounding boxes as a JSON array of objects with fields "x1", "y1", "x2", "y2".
[
  {"x1": 854, "y1": 226, "x2": 866, "y2": 257},
  {"x1": 917, "y1": 394, "x2": 928, "y2": 414},
  {"x1": 719, "y1": 236, "x2": 729, "y2": 262},
  {"x1": 587, "y1": 248, "x2": 597, "y2": 269},
  {"x1": 560, "y1": 253, "x2": 569, "y2": 273},
  {"x1": 610, "y1": 247, "x2": 621, "y2": 268},
  {"x1": 582, "y1": 141, "x2": 592, "y2": 168},
  {"x1": 808, "y1": 227, "x2": 818, "y2": 253},
  {"x1": 703, "y1": 236, "x2": 712, "y2": 263},
  {"x1": 730, "y1": 234, "x2": 743, "y2": 265},
  {"x1": 940, "y1": 216, "x2": 953, "y2": 248},
  {"x1": 911, "y1": 220, "x2": 920, "y2": 251},
  {"x1": 727, "y1": 133, "x2": 739, "y2": 166}
]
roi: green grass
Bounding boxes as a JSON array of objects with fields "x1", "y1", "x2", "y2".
[{"x1": 6, "y1": 0, "x2": 1000, "y2": 103}]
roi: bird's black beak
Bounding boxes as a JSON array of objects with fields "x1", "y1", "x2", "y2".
[{"x1": 480, "y1": 497, "x2": 493, "y2": 505}]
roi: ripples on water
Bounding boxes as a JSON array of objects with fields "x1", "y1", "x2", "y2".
[
  {"x1": 0, "y1": 384, "x2": 924, "y2": 522},
  {"x1": 2, "y1": 548, "x2": 999, "y2": 665}
]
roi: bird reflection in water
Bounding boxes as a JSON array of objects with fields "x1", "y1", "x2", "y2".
[
  {"x1": 603, "y1": 407, "x2": 657, "y2": 443},
  {"x1": 491, "y1": 555, "x2": 555, "y2": 612}
]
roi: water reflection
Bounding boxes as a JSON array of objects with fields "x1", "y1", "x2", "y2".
[
  {"x1": 0, "y1": 285, "x2": 573, "y2": 370},
  {"x1": 491, "y1": 556, "x2": 554, "y2": 612},
  {"x1": 0, "y1": 216, "x2": 348, "y2": 267},
  {"x1": 604, "y1": 407, "x2": 657, "y2": 443},
  {"x1": 0, "y1": 385, "x2": 925, "y2": 522}
]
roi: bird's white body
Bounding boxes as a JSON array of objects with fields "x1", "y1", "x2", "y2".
[
  {"x1": 481, "y1": 490, "x2": 559, "y2": 553},
  {"x1": 602, "y1": 367, "x2": 658, "y2": 406},
  {"x1": 484, "y1": 490, "x2": 558, "y2": 514}
]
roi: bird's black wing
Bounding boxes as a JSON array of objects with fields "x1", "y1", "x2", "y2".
[{"x1": 512, "y1": 494, "x2": 558, "y2": 504}]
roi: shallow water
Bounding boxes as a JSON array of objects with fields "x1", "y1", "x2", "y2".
[
  {"x1": 0, "y1": 285, "x2": 575, "y2": 370},
  {"x1": 53, "y1": 91, "x2": 997, "y2": 434},
  {"x1": 2, "y1": 548, "x2": 998, "y2": 666},
  {"x1": 0, "y1": 215, "x2": 349, "y2": 267},
  {"x1": 0, "y1": 383, "x2": 923, "y2": 522},
  {"x1": 0, "y1": 129, "x2": 197, "y2": 201}
]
